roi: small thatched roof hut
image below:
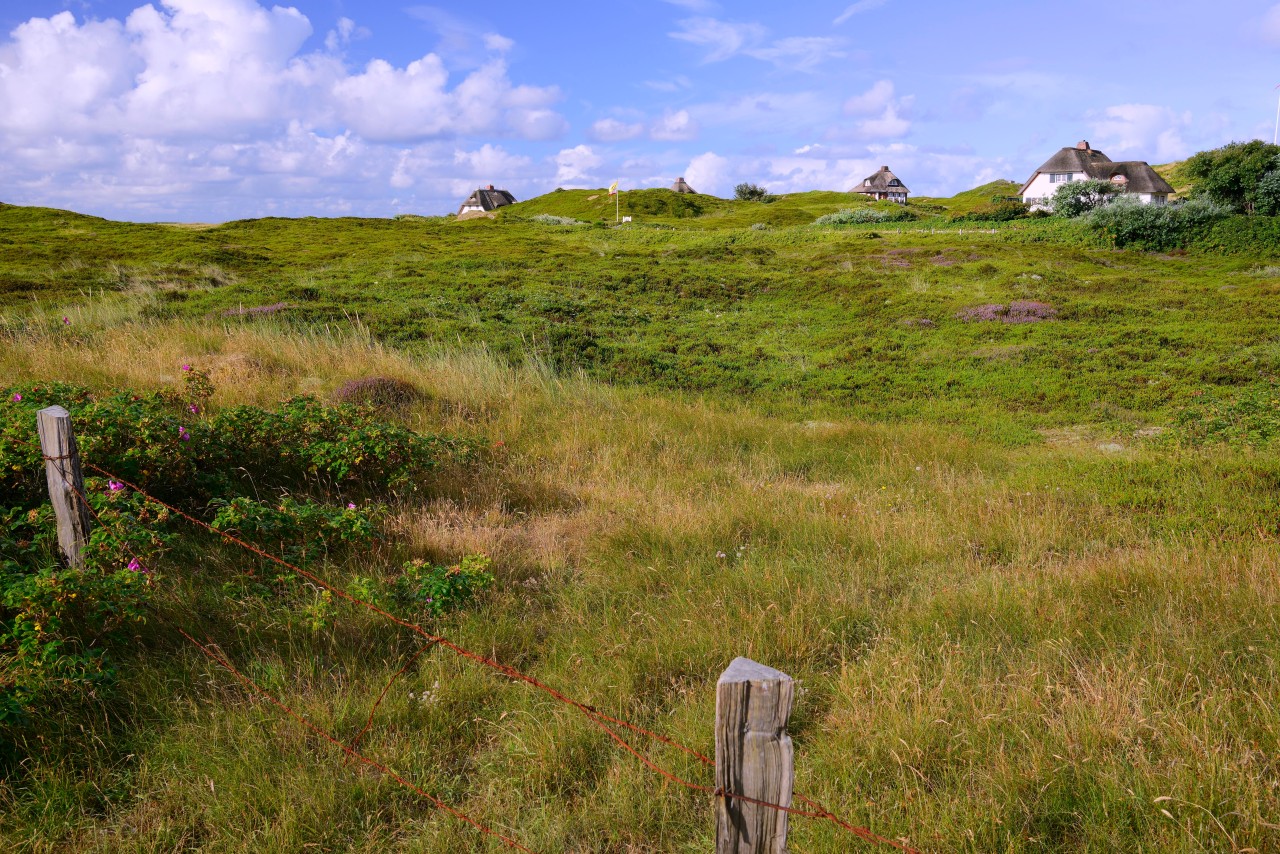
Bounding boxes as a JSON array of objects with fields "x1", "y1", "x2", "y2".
[
  {"x1": 458, "y1": 185, "x2": 516, "y2": 217},
  {"x1": 850, "y1": 166, "x2": 909, "y2": 204},
  {"x1": 670, "y1": 177, "x2": 697, "y2": 194}
]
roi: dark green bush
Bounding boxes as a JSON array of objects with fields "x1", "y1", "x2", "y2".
[
  {"x1": 1182, "y1": 140, "x2": 1280, "y2": 211},
  {"x1": 1086, "y1": 197, "x2": 1231, "y2": 251},
  {"x1": 1051, "y1": 179, "x2": 1120, "y2": 217},
  {"x1": 734, "y1": 183, "x2": 776, "y2": 203},
  {"x1": 1253, "y1": 156, "x2": 1280, "y2": 216},
  {"x1": 952, "y1": 200, "x2": 1028, "y2": 222}
]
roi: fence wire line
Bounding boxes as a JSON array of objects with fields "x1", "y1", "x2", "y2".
[
  {"x1": 48, "y1": 458, "x2": 536, "y2": 853},
  {"x1": 32, "y1": 440, "x2": 923, "y2": 852}
]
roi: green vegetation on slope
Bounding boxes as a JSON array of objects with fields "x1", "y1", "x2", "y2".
[{"x1": 3, "y1": 200, "x2": 1278, "y2": 446}]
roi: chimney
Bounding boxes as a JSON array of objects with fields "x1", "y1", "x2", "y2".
[
  {"x1": 1076, "y1": 141, "x2": 1090, "y2": 151},
  {"x1": 677, "y1": 177, "x2": 685, "y2": 181},
  {"x1": 882, "y1": 165, "x2": 890, "y2": 171}
]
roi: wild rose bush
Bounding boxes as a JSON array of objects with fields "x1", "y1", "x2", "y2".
[{"x1": 0, "y1": 369, "x2": 485, "y2": 725}]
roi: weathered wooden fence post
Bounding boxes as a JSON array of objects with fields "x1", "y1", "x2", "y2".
[
  {"x1": 715, "y1": 658, "x2": 795, "y2": 853},
  {"x1": 36, "y1": 405, "x2": 91, "y2": 568}
]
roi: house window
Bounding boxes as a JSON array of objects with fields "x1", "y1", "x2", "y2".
[
  {"x1": 889, "y1": 179, "x2": 900, "y2": 187},
  {"x1": 1049, "y1": 172, "x2": 1074, "y2": 184},
  {"x1": 864, "y1": 179, "x2": 871, "y2": 186}
]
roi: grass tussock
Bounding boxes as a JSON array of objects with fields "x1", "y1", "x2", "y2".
[{"x1": 1, "y1": 317, "x2": 1277, "y2": 852}]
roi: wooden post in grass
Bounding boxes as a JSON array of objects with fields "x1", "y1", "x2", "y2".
[
  {"x1": 715, "y1": 658, "x2": 795, "y2": 853},
  {"x1": 37, "y1": 405, "x2": 91, "y2": 569}
]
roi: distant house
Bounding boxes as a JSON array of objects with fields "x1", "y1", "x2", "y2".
[
  {"x1": 458, "y1": 185, "x2": 516, "y2": 216},
  {"x1": 851, "y1": 166, "x2": 909, "y2": 204},
  {"x1": 670, "y1": 177, "x2": 697, "y2": 194},
  {"x1": 1021, "y1": 141, "x2": 1174, "y2": 207}
]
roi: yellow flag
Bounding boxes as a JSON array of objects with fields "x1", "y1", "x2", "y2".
[{"x1": 608, "y1": 180, "x2": 619, "y2": 195}]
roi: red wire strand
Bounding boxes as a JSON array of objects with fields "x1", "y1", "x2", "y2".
[{"x1": 51, "y1": 474, "x2": 536, "y2": 853}]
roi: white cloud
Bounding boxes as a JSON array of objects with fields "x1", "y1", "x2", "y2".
[
  {"x1": 670, "y1": 17, "x2": 845, "y2": 71},
  {"x1": 554, "y1": 144, "x2": 603, "y2": 185},
  {"x1": 684, "y1": 151, "x2": 731, "y2": 196},
  {"x1": 843, "y1": 80, "x2": 895, "y2": 115},
  {"x1": 644, "y1": 75, "x2": 693, "y2": 92},
  {"x1": 858, "y1": 105, "x2": 911, "y2": 139},
  {"x1": 1089, "y1": 104, "x2": 1193, "y2": 162},
  {"x1": 651, "y1": 109, "x2": 699, "y2": 141},
  {"x1": 591, "y1": 118, "x2": 646, "y2": 142},
  {"x1": 692, "y1": 91, "x2": 832, "y2": 129},
  {"x1": 843, "y1": 80, "x2": 912, "y2": 139},
  {"x1": 0, "y1": 2, "x2": 570, "y2": 219},
  {"x1": 325, "y1": 17, "x2": 369, "y2": 52},
  {"x1": 1262, "y1": 4, "x2": 1280, "y2": 44},
  {"x1": 668, "y1": 17, "x2": 766, "y2": 62},
  {"x1": 483, "y1": 33, "x2": 515, "y2": 53},
  {"x1": 745, "y1": 37, "x2": 846, "y2": 72},
  {"x1": 834, "y1": 0, "x2": 889, "y2": 25}
]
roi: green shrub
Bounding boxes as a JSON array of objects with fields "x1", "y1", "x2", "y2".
[
  {"x1": 1, "y1": 487, "x2": 169, "y2": 723},
  {"x1": 952, "y1": 200, "x2": 1028, "y2": 222},
  {"x1": 814, "y1": 207, "x2": 913, "y2": 225},
  {"x1": 1181, "y1": 140, "x2": 1280, "y2": 211},
  {"x1": 1190, "y1": 214, "x2": 1280, "y2": 254},
  {"x1": 1253, "y1": 156, "x2": 1280, "y2": 216},
  {"x1": 1086, "y1": 197, "x2": 1231, "y2": 251},
  {"x1": 209, "y1": 496, "x2": 380, "y2": 569},
  {"x1": 531, "y1": 214, "x2": 585, "y2": 226},
  {"x1": 1051, "y1": 179, "x2": 1119, "y2": 217},
  {"x1": 0, "y1": 372, "x2": 483, "y2": 723},
  {"x1": 734, "y1": 183, "x2": 775, "y2": 203},
  {"x1": 390, "y1": 554, "x2": 494, "y2": 617}
]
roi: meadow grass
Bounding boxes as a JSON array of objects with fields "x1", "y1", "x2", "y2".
[{"x1": 1, "y1": 316, "x2": 1277, "y2": 853}]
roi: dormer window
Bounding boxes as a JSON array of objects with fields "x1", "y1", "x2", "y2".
[
  {"x1": 889, "y1": 179, "x2": 900, "y2": 186},
  {"x1": 864, "y1": 179, "x2": 871, "y2": 186}
]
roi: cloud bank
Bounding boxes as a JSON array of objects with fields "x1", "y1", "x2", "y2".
[{"x1": 0, "y1": 0, "x2": 565, "y2": 218}]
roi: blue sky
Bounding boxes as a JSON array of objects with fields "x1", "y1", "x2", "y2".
[{"x1": 2, "y1": 0, "x2": 1278, "y2": 221}]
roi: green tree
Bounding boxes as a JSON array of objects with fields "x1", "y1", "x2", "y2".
[
  {"x1": 734, "y1": 183, "x2": 774, "y2": 202},
  {"x1": 1181, "y1": 140, "x2": 1280, "y2": 211},
  {"x1": 1051, "y1": 179, "x2": 1119, "y2": 217},
  {"x1": 1254, "y1": 156, "x2": 1280, "y2": 217}
]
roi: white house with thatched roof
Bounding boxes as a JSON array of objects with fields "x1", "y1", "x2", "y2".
[
  {"x1": 458, "y1": 185, "x2": 516, "y2": 217},
  {"x1": 1021, "y1": 141, "x2": 1174, "y2": 208},
  {"x1": 670, "y1": 177, "x2": 697, "y2": 194},
  {"x1": 851, "y1": 166, "x2": 908, "y2": 203}
]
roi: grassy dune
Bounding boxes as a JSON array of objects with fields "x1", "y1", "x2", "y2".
[
  {"x1": 1, "y1": 314, "x2": 1278, "y2": 852},
  {"x1": 4, "y1": 203, "x2": 1279, "y2": 447}
]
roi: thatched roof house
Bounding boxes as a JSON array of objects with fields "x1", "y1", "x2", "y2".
[
  {"x1": 1020, "y1": 141, "x2": 1174, "y2": 207},
  {"x1": 851, "y1": 166, "x2": 909, "y2": 204},
  {"x1": 670, "y1": 177, "x2": 697, "y2": 194},
  {"x1": 458, "y1": 185, "x2": 516, "y2": 217}
]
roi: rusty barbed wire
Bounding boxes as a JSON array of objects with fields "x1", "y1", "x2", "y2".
[{"x1": 48, "y1": 466, "x2": 536, "y2": 853}]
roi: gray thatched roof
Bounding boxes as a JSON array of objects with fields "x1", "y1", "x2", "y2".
[
  {"x1": 1021, "y1": 141, "x2": 1174, "y2": 195},
  {"x1": 458, "y1": 186, "x2": 516, "y2": 214},
  {"x1": 670, "y1": 177, "x2": 697, "y2": 194},
  {"x1": 851, "y1": 165, "x2": 909, "y2": 194},
  {"x1": 1090, "y1": 162, "x2": 1175, "y2": 195}
]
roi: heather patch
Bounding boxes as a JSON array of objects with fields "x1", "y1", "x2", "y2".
[{"x1": 956, "y1": 301, "x2": 1058, "y2": 323}]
